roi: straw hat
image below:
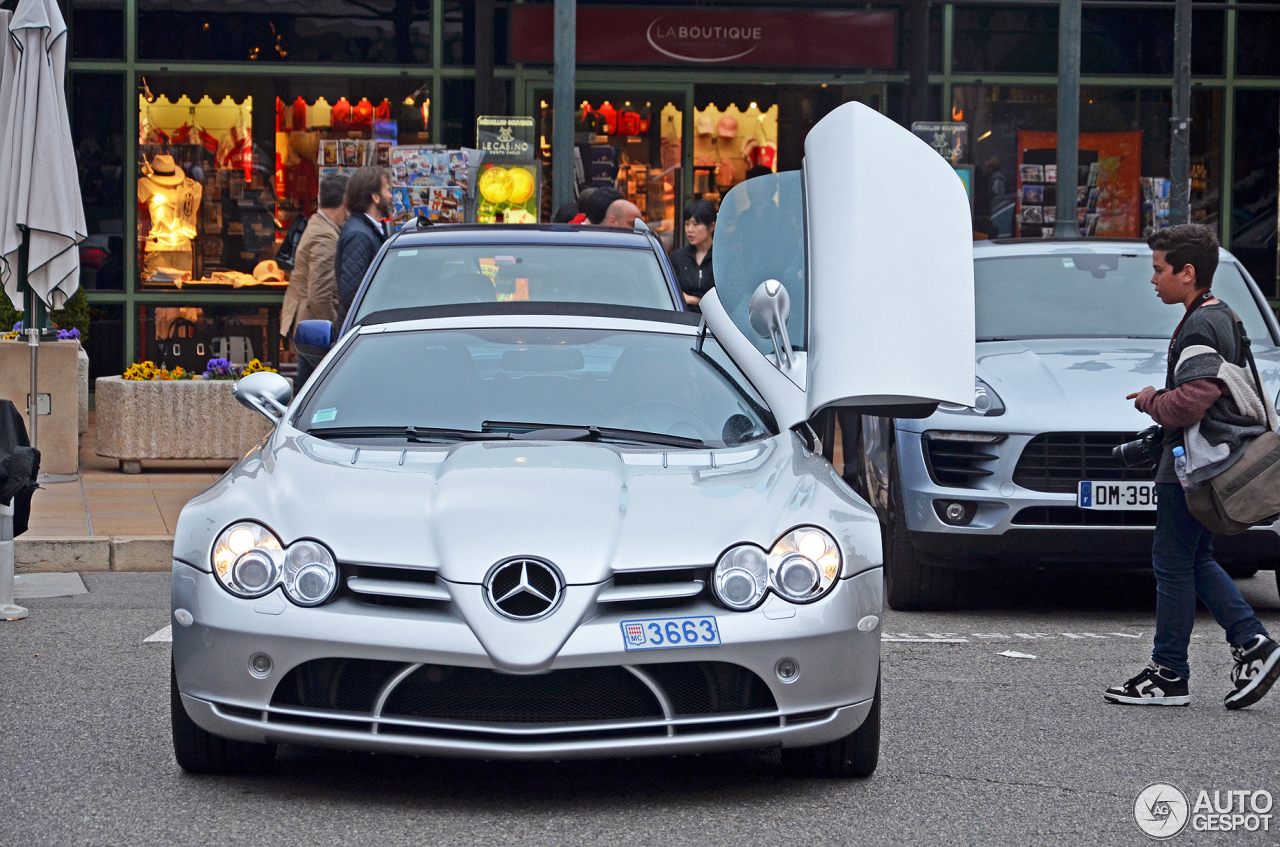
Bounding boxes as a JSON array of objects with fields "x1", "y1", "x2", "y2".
[{"x1": 147, "y1": 154, "x2": 186, "y2": 187}]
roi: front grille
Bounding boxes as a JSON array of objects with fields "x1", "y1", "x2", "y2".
[
  {"x1": 1012, "y1": 506, "x2": 1157, "y2": 526},
  {"x1": 922, "y1": 435, "x2": 1001, "y2": 487},
  {"x1": 270, "y1": 659, "x2": 777, "y2": 726},
  {"x1": 645, "y1": 662, "x2": 776, "y2": 714},
  {"x1": 383, "y1": 665, "x2": 662, "y2": 723},
  {"x1": 1013, "y1": 432, "x2": 1152, "y2": 493}
]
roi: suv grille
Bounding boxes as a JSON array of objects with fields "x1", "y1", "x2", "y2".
[
  {"x1": 922, "y1": 434, "x2": 1002, "y2": 487},
  {"x1": 1013, "y1": 432, "x2": 1152, "y2": 493}
]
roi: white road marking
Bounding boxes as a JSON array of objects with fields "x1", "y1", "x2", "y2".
[
  {"x1": 883, "y1": 630, "x2": 1145, "y2": 645},
  {"x1": 998, "y1": 650, "x2": 1037, "y2": 659},
  {"x1": 144, "y1": 625, "x2": 172, "y2": 643}
]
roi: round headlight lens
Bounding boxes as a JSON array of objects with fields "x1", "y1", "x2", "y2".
[
  {"x1": 212, "y1": 522, "x2": 282, "y2": 598},
  {"x1": 767, "y1": 527, "x2": 841, "y2": 604},
  {"x1": 712, "y1": 544, "x2": 769, "y2": 610},
  {"x1": 282, "y1": 540, "x2": 337, "y2": 606}
]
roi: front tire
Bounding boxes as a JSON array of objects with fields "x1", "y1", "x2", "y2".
[
  {"x1": 884, "y1": 452, "x2": 957, "y2": 611},
  {"x1": 782, "y1": 668, "x2": 881, "y2": 778},
  {"x1": 171, "y1": 661, "x2": 276, "y2": 774}
]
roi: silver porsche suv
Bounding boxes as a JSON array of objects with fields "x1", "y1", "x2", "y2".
[{"x1": 852, "y1": 239, "x2": 1280, "y2": 610}]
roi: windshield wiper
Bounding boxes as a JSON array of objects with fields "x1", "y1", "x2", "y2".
[
  {"x1": 482, "y1": 420, "x2": 705, "y2": 448},
  {"x1": 307, "y1": 426, "x2": 511, "y2": 442}
]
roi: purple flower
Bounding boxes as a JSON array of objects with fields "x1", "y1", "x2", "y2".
[
  {"x1": 12, "y1": 321, "x2": 21, "y2": 331},
  {"x1": 56, "y1": 328, "x2": 80, "y2": 340}
]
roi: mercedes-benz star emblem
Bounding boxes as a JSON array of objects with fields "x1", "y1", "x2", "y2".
[{"x1": 484, "y1": 558, "x2": 563, "y2": 620}]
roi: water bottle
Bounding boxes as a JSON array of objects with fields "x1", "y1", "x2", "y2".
[{"x1": 1173, "y1": 446, "x2": 1190, "y2": 490}]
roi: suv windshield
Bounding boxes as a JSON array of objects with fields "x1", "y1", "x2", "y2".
[
  {"x1": 975, "y1": 254, "x2": 1275, "y2": 343},
  {"x1": 353, "y1": 244, "x2": 674, "y2": 323},
  {"x1": 299, "y1": 327, "x2": 776, "y2": 448}
]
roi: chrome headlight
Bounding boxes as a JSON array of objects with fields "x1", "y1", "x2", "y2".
[
  {"x1": 767, "y1": 527, "x2": 841, "y2": 603},
  {"x1": 712, "y1": 544, "x2": 769, "y2": 610},
  {"x1": 211, "y1": 521, "x2": 337, "y2": 606},
  {"x1": 937, "y1": 377, "x2": 1005, "y2": 417},
  {"x1": 712, "y1": 527, "x2": 842, "y2": 610}
]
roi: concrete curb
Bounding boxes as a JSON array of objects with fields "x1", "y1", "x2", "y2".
[{"x1": 16, "y1": 536, "x2": 173, "y2": 573}]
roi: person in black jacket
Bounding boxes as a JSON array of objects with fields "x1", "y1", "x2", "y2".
[
  {"x1": 335, "y1": 166, "x2": 392, "y2": 322},
  {"x1": 669, "y1": 200, "x2": 716, "y2": 311}
]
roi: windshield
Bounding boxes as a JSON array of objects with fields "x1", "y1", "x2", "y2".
[
  {"x1": 299, "y1": 327, "x2": 776, "y2": 448},
  {"x1": 353, "y1": 244, "x2": 674, "y2": 322},
  {"x1": 975, "y1": 254, "x2": 1275, "y2": 344}
]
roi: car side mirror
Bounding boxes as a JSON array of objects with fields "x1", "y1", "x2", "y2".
[
  {"x1": 748, "y1": 279, "x2": 794, "y2": 368},
  {"x1": 233, "y1": 371, "x2": 293, "y2": 422},
  {"x1": 294, "y1": 319, "x2": 333, "y2": 369}
]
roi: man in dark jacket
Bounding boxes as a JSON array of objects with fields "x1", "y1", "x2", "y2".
[
  {"x1": 335, "y1": 166, "x2": 392, "y2": 322},
  {"x1": 1104, "y1": 224, "x2": 1279, "y2": 710}
]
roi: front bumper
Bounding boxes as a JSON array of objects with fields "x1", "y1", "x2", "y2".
[
  {"x1": 172, "y1": 561, "x2": 882, "y2": 760},
  {"x1": 896, "y1": 431, "x2": 1280, "y2": 566}
]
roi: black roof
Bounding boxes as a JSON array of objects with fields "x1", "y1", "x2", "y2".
[
  {"x1": 386, "y1": 223, "x2": 656, "y2": 249},
  {"x1": 361, "y1": 301, "x2": 703, "y2": 327}
]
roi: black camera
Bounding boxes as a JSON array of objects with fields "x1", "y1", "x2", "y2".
[{"x1": 1112, "y1": 424, "x2": 1164, "y2": 467}]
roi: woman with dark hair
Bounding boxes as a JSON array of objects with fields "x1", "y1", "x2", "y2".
[{"x1": 669, "y1": 200, "x2": 717, "y2": 310}]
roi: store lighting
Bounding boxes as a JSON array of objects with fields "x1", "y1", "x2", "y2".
[
  {"x1": 977, "y1": 130, "x2": 992, "y2": 141},
  {"x1": 749, "y1": 102, "x2": 758, "y2": 110}
]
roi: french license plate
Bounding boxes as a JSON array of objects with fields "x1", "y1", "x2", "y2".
[
  {"x1": 1078, "y1": 480, "x2": 1158, "y2": 510},
  {"x1": 620, "y1": 616, "x2": 721, "y2": 651}
]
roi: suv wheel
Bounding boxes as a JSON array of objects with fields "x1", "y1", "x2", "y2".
[
  {"x1": 171, "y1": 661, "x2": 276, "y2": 774},
  {"x1": 782, "y1": 666, "x2": 880, "y2": 778},
  {"x1": 884, "y1": 451, "x2": 957, "y2": 611}
]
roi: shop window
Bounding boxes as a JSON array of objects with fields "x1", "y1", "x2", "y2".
[
  {"x1": 954, "y1": 86, "x2": 1220, "y2": 240},
  {"x1": 136, "y1": 0, "x2": 431, "y2": 64},
  {"x1": 897, "y1": 3, "x2": 943, "y2": 73},
  {"x1": 1231, "y1": 91, "x2": 1278, "y2": 295},
  {"x1": 954, "y1": 7, "x2": 1058, "y2": 74},
  {"x1": 1079, "y1": 8, "x2": 1222, "y2": 76},
  {"x1": 138, "y1": 305, "x2": 282, "y2": 373},
  {"x1": 86, "y1": 304, "x2": 125, "y2": 383},
  {"x1": 536, "y1": 92, "x2": 686, "y2": 250},
  {"x1": 135, "y1": 75, "x2": 433, "y2": 290},
  {"x1": 442, "y1": 0, "x2": 512, "y2": 66},
  {"x1": 71, "y1": 74, "x2": 125, "y2": 292},
  {"x1": 70, "y1": 0, "x2": 123, "y2": 60},
  {"x1": 442, "y1": 78, "x2": 475, "y2": 149},
  {"x1": 1237, "y1": 11, "x2": 1280, "y2": 77}
]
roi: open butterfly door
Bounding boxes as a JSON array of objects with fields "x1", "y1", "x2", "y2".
[{"x1": 702, "y1": 101, "x2": 976, "y2": 430}]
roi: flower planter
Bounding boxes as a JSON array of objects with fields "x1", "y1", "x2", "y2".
[{"x1": 94, "y1": 376, "x2": 275, "y2": 473}]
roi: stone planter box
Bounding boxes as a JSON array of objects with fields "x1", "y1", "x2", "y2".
[
  {"x1": 94, "y1": 376, "x2": 275, "y2": 473},
  {"x1": 0, "y1": 340, "x2": 85, "y2": 475}
]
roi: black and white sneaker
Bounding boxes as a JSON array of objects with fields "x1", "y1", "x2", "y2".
[
  {"x1": 1224, "y1": 634, "x2": 1280, "y2": 710},
  {"x1": 1104, "y1": 663, "x2": 1190, "y2": 706}
]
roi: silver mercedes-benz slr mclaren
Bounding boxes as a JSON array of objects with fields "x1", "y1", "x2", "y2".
[{"x1": 169, "y1": 103, "x2": 976, "y2": 778}]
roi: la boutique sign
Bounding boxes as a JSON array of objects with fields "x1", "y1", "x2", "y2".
[
  {"x1": 645, "y1": 17, "x2": 765, "y2": 64},
  {"x1": 511, "y1": 7, "x2": 897, "y2": 69}
]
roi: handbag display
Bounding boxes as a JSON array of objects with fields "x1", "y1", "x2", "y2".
[
  {"x1": 157, "y1": 317, "x2": 212, "y2": 372},
  {"x1": 1185, "y1": 328, "x2": 1280, "y2": 535}
]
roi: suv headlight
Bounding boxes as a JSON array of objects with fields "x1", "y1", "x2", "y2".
[
  {"x1": 211, "y1": 521, "x2": 338, "y2": 606},
  {"x1": 712, "y1": 527, "x2": 841, "y2": 610},
  {"x1": 937, "y1": 377, "x2": 1005, "y2": 416}
]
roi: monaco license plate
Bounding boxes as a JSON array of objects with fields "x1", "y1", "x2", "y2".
[
  {"x1": 1078, "y1": 480, "x2": 1158, "y2": 510},
  {"x1": 620, "y1": 616, "x2": 721, "y2": 651}
]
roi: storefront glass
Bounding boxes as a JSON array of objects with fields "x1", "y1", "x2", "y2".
[
  {"x1": 442, "y1": 0, "x2": 511, "y2": 66},
  {"x1": 1231, "y1": 90, "x2": 1278, "y2": 295},
  {"x1": 139, "y1": 304, "x2": 281, "y2": 372},
  {"x1": 136, "y1": 74, "x2": 431, "y2": 290},
  {"x1": 1237, "y1": 10, "x2": 1280, "y2": 76},
  {"x1": 70, "y1": 0, "x2": 124, "y2": 60},
  {"x1": 72, "y1": 73, "x2": 126, "y2": 292},
  {"x1": 953, "y1": 6, "x2": 1058, "y2": 74},
  {"x1": 536, "y1": 91, "x2": 687, "y2": 250},
  {"x1": 955, "y1": 86, "x2": 1221, "y2": 240},
  {"x1": 136, "y1": 0, "x2": 431, "y2": 64}
]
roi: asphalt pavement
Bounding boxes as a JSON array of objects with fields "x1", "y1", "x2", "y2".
[{"x1": 2, "y1": 570, "x2": 1278, "y2": 847}]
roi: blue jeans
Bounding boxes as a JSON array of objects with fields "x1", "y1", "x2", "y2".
[{"x1": 1151, "y1": 483, "x2": 1267, "y2": 679}]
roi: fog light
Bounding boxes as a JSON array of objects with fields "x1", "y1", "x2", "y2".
[
  {"x1": 248, "y1": 653, "x2": 273, "y2": 678},
  {"x1": 933, "y1": 499, "x2": 977, "y2": 526},
  {"x1": 775, "y1": 657, "x2": 801, "y2": 683}
]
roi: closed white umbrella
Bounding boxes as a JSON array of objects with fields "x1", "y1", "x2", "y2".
[{"x1": 0, "y1": 0, "x2": 85, "y2": 311}]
